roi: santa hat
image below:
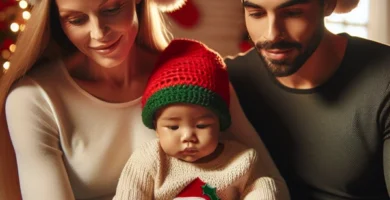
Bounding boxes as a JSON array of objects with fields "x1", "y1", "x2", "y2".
[
  {"x1": 334, "y1": 0, "x2": 360, "y2": 14},
  {"x1": 27, "y1": 0, "x2": 187, "y2": 12},
  {"x1": 153, "y1": 0, "x2": 187, "y2": 12},
  {"x1": 141, "y1": 39, "x2": 231, "y2": 131}
]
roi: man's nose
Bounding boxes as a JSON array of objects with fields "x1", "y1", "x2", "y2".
[{"x1": 265, "y1": 15, "x2": 285, "y2": 42}]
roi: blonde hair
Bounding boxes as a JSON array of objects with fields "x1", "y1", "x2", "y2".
[{"x1": 0, "y1": 0, "x2": 172, "y2": 197}]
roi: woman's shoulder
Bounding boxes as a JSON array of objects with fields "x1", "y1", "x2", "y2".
[
  {"x1": 10, "y1": 58, "x2": 70, "y2": 94},
  {"x1": 26, "y1": 58, "x2": 67, "y2": 82},
  {"x1": 6, "y1": 58, "x2": 68, "y2": 108}
]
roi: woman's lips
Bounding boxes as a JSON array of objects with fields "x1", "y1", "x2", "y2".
[{"x1": 90, "y1": 36, "x2": 122, "y2": 55}]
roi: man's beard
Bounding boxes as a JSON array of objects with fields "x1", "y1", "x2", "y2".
[{"x1": 255, "y1": 26, "x2": 324, "y2": 77}]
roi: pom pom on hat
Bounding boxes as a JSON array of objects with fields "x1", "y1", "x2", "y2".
[
  {"x1": 141, "y1": 39, "x2": 231, "y2": 131},
  {"x1": 334, "y1": 0, "x2": 360, "y2": 14},
  {"x1": 152, "y1": 0, "x2": 187, "y2": 12}
]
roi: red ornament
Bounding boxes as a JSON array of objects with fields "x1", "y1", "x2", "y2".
[
  {"x1": 0, "y1": 22, "x2": 6, "y2": 30},
  {"x1": 1, "y1": 38, "x2": 14, "y2": 50},
  {"x1": 167, "y1": 0, "x2": 199, "y2": 28},
  {"x1": 0, "y1": 0, "x2": 17, "y2": 12},
  {"x1": 239, "y1": 40, "x2": 253, "y2": 52}
]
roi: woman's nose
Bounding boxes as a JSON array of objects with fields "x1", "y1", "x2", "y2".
[{"x1": 90, "y1": 17, "x2": 109, "y2": 41}]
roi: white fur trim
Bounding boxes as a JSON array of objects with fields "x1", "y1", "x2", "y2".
[
  {"x1": 152, "y1": 0, "x2": 187, "y2": 12},
  {"x1": 334, "y1": 0, "x2": 360, "y2": 14}
]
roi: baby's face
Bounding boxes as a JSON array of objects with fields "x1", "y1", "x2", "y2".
[{"x1": 155, "y1": 103, "x2": 220, "y2": 163}]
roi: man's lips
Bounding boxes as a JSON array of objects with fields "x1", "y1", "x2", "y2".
[{"x1": 262, "y1": 48, "x2": 294, "y2": 60}]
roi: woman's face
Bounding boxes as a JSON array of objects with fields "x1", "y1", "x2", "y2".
[{"x1": 56, "y1": 0, "x2": 140, "y2": 68}]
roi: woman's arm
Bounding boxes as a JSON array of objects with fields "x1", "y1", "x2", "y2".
[
  {"x1": 226, "y1": 82, "x2": 290, "y2": 199},
  {"x1": 5, "y1": 78, "x2": 75, "y2": 200},
  {"x1": 0, "y1": 117, "x2": 22, "y2": 200}
]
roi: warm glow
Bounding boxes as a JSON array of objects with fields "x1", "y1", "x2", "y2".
[
  {"x1": 19, "y1": 0, "x2": 28, "y2": 9},
  {"x1": 9, "y1": 44, "x2": 16, "y2": 53},
  {"x1": 1, "y1": 50, "x2": 11, "y2": 59},
  {"x1": 3, "y1": 61, "x2": 10, "y2": 70},
  {"x1": 10, "y1": 23, "x2": 19, "y2": 32},
  {"x1": 20, "y1": 24, "x2": 25, "y2": 31},
  {"x1": 22, "y1": 11, "x2": 31, "y2": 20}
]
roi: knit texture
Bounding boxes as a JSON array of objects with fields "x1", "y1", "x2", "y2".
[
  {"x1": 113, "y1": 139, "x2": 279, "y2": 200},
  {"x1": 142, "y1": 39, "x2": 231, "y2": 130}
]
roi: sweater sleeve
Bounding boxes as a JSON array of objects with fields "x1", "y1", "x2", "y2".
[
  {"x1": 241, "y1": 149, "x2": 284, "y2": 200},
  {"x1": 5, "y1": 77, "x2": 75, "y2": 200},
  {"x1": 113, "y1": 141, "x2": 157, "y2": 200},
  {"x1": 226, "y1": 82, "x2": 290, "y2": 199}
]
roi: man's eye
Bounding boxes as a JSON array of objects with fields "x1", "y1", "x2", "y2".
[
  {"x1": 284, "y1": 9, "x2": 303, "y2": 17},
  {"x1": 167, "y1": 126, "x2": 179, "y2": 130},
  {"x1": 248, "y1": 11, "x2": 266, "y2": 18}
]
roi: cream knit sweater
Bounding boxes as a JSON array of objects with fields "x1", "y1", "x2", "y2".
[{"x1": 113, "y1": 139, "x2": 280, "y2": 200}]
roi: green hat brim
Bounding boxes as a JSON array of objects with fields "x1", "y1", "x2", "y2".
[{"x1": 142, "y1": 85, "x2": 231, "y2": 131}]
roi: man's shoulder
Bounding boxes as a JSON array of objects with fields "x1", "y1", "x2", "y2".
[
  {"x1": 224, "y1": 48, "x2": 258, "y2": 69},
  {"x1": 349, "y1": 37, "x2": 390, "y2": 60}
]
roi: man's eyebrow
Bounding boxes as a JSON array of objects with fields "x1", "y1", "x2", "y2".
[
  {"x1": 242, "y1": 0, "x2": 310, "y2": 9},
  {"x1": 276, "y1": 0, "x2": 310, "y2": 9},
  {"x1": 242, "y1": 1, "x2": 262, "y2": 9}
]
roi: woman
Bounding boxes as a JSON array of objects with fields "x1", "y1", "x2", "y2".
[{"x1": 0, "y1": 0, "x2": 289, "y2": 199}]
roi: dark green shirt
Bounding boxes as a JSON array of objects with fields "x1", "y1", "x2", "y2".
[{"x1": 225, "y1": 35, "x2": 390, "y2": 200}]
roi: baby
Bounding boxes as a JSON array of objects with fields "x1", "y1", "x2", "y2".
[{"x1": 113, "y1": 39, "x2": 279, "y2": 200}]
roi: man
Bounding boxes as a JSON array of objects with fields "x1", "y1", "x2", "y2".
[{"x1": 225, "y1": 0, "x2": 390, "y2": 199}]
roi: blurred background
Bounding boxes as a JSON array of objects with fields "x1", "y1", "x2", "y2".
[{"x1": 0, "y1": 0, "x2": 389, "y2": 76}]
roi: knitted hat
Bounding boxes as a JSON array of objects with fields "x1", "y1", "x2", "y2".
[
  {"x1": 141, "y1": 39, "x2": 231, "y2": 131},
  {"x1": 334, "y1": 0, "x2": 360, "y2": 14}
]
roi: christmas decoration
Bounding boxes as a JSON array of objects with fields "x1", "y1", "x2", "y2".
[
  {"x1": 154, "y1": 0, "x2": 187, "y2": 12},
  {"x1": 0, "y1": 0, "x2": 31, "y2": 75},
  {"x1": 239, "y1": 32, "x2": 253, "y2": 53},
  {"x1": 174, "y1": 178, "x2": 220, "y2": 200},
  {"x1": 167, "y1": 0, "x2": 199, "y2": 28}
]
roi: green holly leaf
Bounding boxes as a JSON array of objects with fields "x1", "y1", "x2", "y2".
[{"x1": 202, "y1": 184, "x2": 220, "y2": 200}]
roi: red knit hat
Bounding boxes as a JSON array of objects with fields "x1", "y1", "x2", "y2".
[{"x1": 141, "y1": 39, "x2": 231, "y2": 131}]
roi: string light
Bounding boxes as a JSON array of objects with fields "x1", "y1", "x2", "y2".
[
  {"x1": 9, "y1": 44, "x2": 16, "y2": 53},
  {"x1": 22, "y1": 11, "x2": 31, "y2": 20},
  {"x1": 1, "y1": 50, "x2": 11, "y2": 59},
  {"x1": 10, "y1": 23, "x2": 19, "y2": 32},
  {"x1": 1, "y1": 0, "x2": 31, "y2": 73},
  {"x1": 19, "y1": 24, "x2": 26, "y2": 31},
  {"x1": 3, "y1": 61, "x2": 10, "y2": 70},
  {"x1": 19, "y1": 1, "x2": 28, "y2": 9}
]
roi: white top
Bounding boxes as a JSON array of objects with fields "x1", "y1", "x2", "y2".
[
  {"x1": 113, "y1": 139, "x2": 281, "y2": 200},
  {"x1": 5, "y1": 59, "x2": 289, "y2": 200}
]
